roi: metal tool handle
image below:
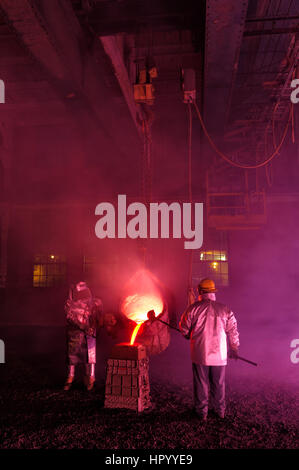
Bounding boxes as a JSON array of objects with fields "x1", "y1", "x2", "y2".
[
  {"x1": 236, "y1": 355, "x2": 258, "y2": 367},
  {"x1": 157, "y1": 318, "x2": 181, "y2": 332},
  {"x1": 149, "y1": 313, "x2": 258, "y2": 367}
]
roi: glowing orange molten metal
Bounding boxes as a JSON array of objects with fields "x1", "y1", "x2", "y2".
[
  {"x1": 121, "y1": 269, "x2": 164, "y2": 345},
  {"x1": 130, "y1": 323, "x2": 143, "y2": 345},
  {"x1": 122, "y1": 293, "x2": 163, "y2": 324},
  {"x1": 126, "y1": 294, "x2": 163, "y2": 345}
]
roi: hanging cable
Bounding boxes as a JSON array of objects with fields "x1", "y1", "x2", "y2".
[
  {"x1": 264, "y1": 96, "x2": 292, "y2": 188},
  {"x1": 187, "y1": 103, "x2": 194, "y2": 300},
  {"x1": 272, "y1": 101, "x2": 280, "y2": 149},
  {"x1": 265, "y1": 161, "x2": 274, "y2": 187},
  {"x1": 187, "y1": 103, "x2": 193, "y2": 203},
  {"x1": 141, "y1": 113, "x2": 153, "y2": 267},
  {"x1": 192, "y1": 98, "x2": 292, "y2": 169},
  {"x1": 264, "y1": 117, "x2": 273, "y2": 187}
]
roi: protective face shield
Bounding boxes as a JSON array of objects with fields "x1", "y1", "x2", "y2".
[
  {"x1": 76, "y1": 281, "x2": 88, "y2": 292},
  {"x1": 72, "y1": 282, "x2": 92, "y2": 301}
]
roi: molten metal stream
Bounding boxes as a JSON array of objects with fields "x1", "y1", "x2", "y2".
[{"x1": 130, "y1": 322, "x2": 144, "y2": 345}]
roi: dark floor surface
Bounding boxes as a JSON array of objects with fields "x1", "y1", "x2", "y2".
[{"x1": 0, "y1": 327, "x2": 298, "y2": 449}]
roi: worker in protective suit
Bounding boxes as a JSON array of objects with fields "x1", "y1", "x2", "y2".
[
  {"x1": 179, "y1": 278, "x2": 240, "y2": 421},
  {"x1": 64, "y1": 281, "x2": 103, "y2": 391}
]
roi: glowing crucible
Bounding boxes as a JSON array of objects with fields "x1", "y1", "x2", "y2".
[{"x1": 120, "y1": 269, "x2": 164, "y2": 345}]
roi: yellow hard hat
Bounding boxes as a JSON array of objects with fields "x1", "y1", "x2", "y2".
[{"x1": 198, "y1": 278, "x2": 217, "y2": 293}]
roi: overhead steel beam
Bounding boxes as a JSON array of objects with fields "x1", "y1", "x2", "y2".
[
  {"x1": 245, "y1": 15, "x2": 299, "y2": 23},
  {"x1": 85, "y1": 0, "x2": 205, "y2": 35},
  {"x1": 100, "y1": 35, "x2": 143, "y2": 138},
  {"x1": 204, "y1": 0, "x2": 249, "y2": 134},
  {"x1": 244, "y1": 27, "x2": 299, "y2": 36},
  {"x1": 0, "y1": 0, "x2": 141, "y2": 149}
]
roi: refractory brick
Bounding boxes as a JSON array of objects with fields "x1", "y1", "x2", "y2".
[
  {"x1": 112, "y1": 385, "x2": 121, "y2": 395},
  {"x1": 132, "y1": 376, "x2": 138, "y2": 387},
  {"x1": 106, "y1": 373, "x2": 112, "y2": 385},
  {"x1": 112, "y1": 375, "x2": 122, "y2": 386},
  {"x1": 104, "y1": 343, "x2": 151, "y2": 412},
  {"x1": 122, "y1": 376, "x2": 132, "y2": 387}
]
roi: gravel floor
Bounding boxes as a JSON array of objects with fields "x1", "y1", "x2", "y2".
[{"x1": 0, "y1": 353, "x2": 298, "y2": 449}]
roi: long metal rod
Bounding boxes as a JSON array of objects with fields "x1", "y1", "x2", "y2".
[
  {"x1": 236, "y1": 355, "x2": 258, "y2": 366},
  {"x1": 157, "y1": 318, "x2": 181, "y2": 332},
  {"x1": 156, "y1": 318, "x2": 258, "y2": 366}
]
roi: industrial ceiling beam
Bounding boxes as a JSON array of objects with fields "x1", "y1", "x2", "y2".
[
  {"x1": 203, "y1": 0, "x2": 249, "y2": 134},
  {"x1": 0, "y1": 0, "x2": 141, "y2": 149},
  {"x1": 244, "y1": 27, "x2": 299, "y2": 36},
  {"x1": 245, "y1": 15, "x2": 299, "y2": 23},
  {"x1": 84, "y1": 0, "x2": 205, "y2": 35},
  {"x1": 99, "y1": 35, "x2": 143, "y2": 138},
  {"x1": 0, "y1": 1, "x2": 67, "y2": 78}
]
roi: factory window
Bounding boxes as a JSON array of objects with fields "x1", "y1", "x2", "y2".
[
  {"x1": 193, "y1": 250, "x2": 229, "y2": 287},
  {"x1": 33, "y1": 254, "x2": 66, "y2": 287},
  {"x1": 199, "y1": 250, "x2": 227, "y2": 262}
]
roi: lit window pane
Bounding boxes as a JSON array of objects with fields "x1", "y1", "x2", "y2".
[
  {"x1": 33, "y1": 255, "x2": 66, "y2": 287},
  {"x1": 193, "y1": 250, "x2": 229, "y2": 287}
]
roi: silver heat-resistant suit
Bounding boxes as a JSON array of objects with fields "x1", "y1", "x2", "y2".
[{"x1": 180, "y1": 295, "x2": 240, "y2": 418}]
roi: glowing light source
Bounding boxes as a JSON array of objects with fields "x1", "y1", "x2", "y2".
[
  {"x1": 130, "y1": 322, "x2": 144, "y2": 345},
  {"x1": 121, "y1": 293, "x2": 163, "y2": 324},
  {"x1": 50, "y1": 255, "x2": 55, "y2": 259},
  {"x1": 120, "y1": 269, "x2": 164, "y2": 345},
  {"x1": 200, "y1": 251, "x2": 227, "y2": 261}
]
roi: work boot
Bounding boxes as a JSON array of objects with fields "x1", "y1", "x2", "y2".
[
  {"x1": 198, "y1": 415, "x2": 207, "y2": 423},
  {"x1": 209, "y1": 409, "x2": 225, "y2": 419},
  {"x1": 84, "y1": 376, "x2": 95, "y2": 391},
  {"x1": 195, "y1": 412, "x2": 207, "y2": 423},
  {"x1": 85, "y1": 364, "x2": 96, "y2": 391},
  {"x1": 63, "y1": 376, "x2": 74, "y2": 391}
]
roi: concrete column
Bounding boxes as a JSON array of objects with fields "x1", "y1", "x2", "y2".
[{"x1": 0, "y1": 121, "x2": 13, "y2": 288}]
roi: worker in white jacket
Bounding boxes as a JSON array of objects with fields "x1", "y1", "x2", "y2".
[{"x1": 179, "y1": 278, "x2": 240, "y2": 421}]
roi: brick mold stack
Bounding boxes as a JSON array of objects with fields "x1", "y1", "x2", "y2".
[{"x1": 104, "y1": 343, "x2": 151, "y2": 412}]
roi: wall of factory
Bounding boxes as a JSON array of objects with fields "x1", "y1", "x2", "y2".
[
  {"x1": 2, "y1": 204, "x2": 191, "y2": 325},
  {"x1": 1, "y1": 86, "x2": 209, "y2": 326},
  {"x1": 227, "y1": 197, "x2": 299, "y2": 327},
  {"x1": 3, "y1": 191, "x2": 299, "y2": 330},
  {"x1": 2, "y1": 112, "x2": 194, "y2": 324},
  {"x1": 0, "y1": 117, "x2": 141, "y2": 325}
]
